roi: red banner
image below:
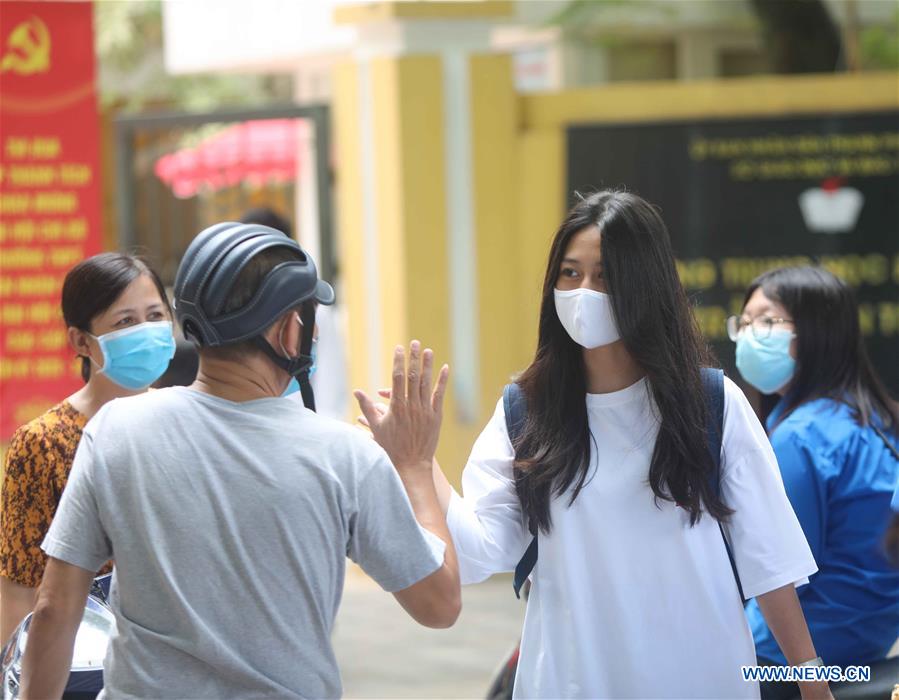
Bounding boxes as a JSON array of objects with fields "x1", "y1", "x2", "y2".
[{"x1": 0, "y1": 1, "x2": 102, "y2": 440}]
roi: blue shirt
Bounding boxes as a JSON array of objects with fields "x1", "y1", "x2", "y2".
[{"x1": 746, "y1": 398, "x2": 899, "y2": 666}]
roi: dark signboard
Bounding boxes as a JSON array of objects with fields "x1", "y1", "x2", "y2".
[{"x1": 567, "y1": 111, "x2": 899, "y2": 394}]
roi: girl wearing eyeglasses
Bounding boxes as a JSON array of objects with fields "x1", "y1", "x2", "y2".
[{"x1": 729, "y1": 266, "x2": 899, "y2": 694}]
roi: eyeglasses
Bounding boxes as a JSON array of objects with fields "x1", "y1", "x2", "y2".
[{"x1": 726, "y1": 315, "x2": 793, "y2": 342}]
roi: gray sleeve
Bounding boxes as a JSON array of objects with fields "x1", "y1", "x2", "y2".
[
  {"x1": 42, "y1": 430, "x2": 112, "y2": 572},
  {"x1": 347, "y1": 455, "x2": 446, "y2": 592}
]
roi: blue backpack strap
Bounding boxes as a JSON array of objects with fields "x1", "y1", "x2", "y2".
[
  {"x1": 503, "y1": 382, "x2": 527, "y2": 444},
  {"x1": 700, "y1": 367, "x2": 747, "y2": 604},
  {"x1": 504, "y1": 384, "x2": 538, "y2": 599},
  {"x1": 513, "y1": 540, "x2": 538, "y2": 600}
]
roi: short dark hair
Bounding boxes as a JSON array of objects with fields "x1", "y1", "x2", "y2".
[
  {"x1": 239, "y1": 207, "x2": 293, "y2": 238},
  {"x1": 61, "y1": 253, "x2": 169, "y2": 382},
  {"x1": 199, "y1": 246, "x2": 311, "y2": 363},
  {"x1": 744, "y1": 265, "x2": 898, "y2": 430},
  {"x1": 154, "y1": 339, "x2": 199, "y2": 388}
]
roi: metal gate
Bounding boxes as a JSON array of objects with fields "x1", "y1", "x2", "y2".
[{"x1": 114, "y1": 104, "x2": 333, "y2": 285}]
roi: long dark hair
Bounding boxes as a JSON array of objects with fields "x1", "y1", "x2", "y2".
[
  {"x1": 514, "y1": 190, "x2": 731, "y2": 534},
  {"x1": 744, "y1": 266, "x2": 899, "y2": 430},
  {"x1": 62, "y1": 253, "x2": 169, "y2": 382}
]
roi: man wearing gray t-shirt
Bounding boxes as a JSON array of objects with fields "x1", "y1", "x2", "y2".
[{"x1": 20, "y1": 223, "x2": 460, "y2": 699}]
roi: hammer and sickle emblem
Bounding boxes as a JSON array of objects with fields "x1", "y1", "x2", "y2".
[{"x1": 1, "y1": 16, "x2": 51, "y2": 75}]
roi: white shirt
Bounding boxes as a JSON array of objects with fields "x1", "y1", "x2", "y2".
[{"x1": 447, "y1": 377, "x2": 817, "y2": 699}]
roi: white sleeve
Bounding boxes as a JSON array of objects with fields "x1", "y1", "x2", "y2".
[
  {"x1": 445, "y1": 398, "x2": 532, "y2": 585},
  {"x1": 718, "y1": 377, "x2": 818, "y2": 599}
]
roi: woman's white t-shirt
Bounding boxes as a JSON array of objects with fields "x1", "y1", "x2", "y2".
[{"x1": 446, "y1": 376, "x2": 817, "y2": 699}]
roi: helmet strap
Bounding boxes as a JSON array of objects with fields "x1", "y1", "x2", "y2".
[
  {"x1": 296, "y1": 303, "x2": 317, "y2": 411},
  {"x1": 252, "y1": 303, "x2": 318, "y2": 411}
]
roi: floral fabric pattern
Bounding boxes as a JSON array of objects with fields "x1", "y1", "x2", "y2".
[{"x1": 0, "y1": 401, "x2": 101, "y2": 587}]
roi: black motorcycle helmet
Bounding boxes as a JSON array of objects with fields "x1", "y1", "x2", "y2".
[{"x1": 173, "y1": 222, "x2": 335, "y2": 410}]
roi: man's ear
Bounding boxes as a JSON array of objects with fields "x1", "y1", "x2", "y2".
[
  {"x1": 285, "y1": 311, "x2": 303, "y2": 356},
  {"x1": 264, "y1": 312, "x2": 300, "y2": 358}
]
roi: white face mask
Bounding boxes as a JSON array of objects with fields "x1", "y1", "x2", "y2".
[{"x1": 554, "y1": 288, "x2": 621, "y2": 349}]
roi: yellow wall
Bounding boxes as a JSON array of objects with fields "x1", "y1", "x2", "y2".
[
  {"x1": 334, "y1": 55, "x2": 476, "y2": 476},
  {"x1": 469, "y1": 54, "x2": 522, "y2": 416},
  {"x1": 514, "y1": 128, "x2": 565, "y2": 370},
  {"x1": 332, "y1": 62, "x2": 367, "y2": 402},
  {"x1": 392, "y1": 56, "x2": 449, "y2": 381},
  {"x1": 521, "y1": 71, "x2": 899, "y2": 128}
]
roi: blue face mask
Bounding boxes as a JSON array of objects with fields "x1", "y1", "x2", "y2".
[
  {"x1": 281, "y1": 340, "x2": 317, "y2": 397},
  {"x1": 735, "y1": 328, "x2": 796, "y2": 395},
  {"x1": 90, "y1": 321, "x2": 176, "y2": 390}
]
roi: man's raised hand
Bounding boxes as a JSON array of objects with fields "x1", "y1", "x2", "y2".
[{"x1": 354, "y1": 341, "x2": 449, "y2": 473}]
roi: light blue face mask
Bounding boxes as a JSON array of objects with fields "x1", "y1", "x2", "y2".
[
  {"x1": 282, "y1": 340, "x2": 317, "y2": 397},
  {"x1": 735, "y1": 328, "x2": 796, "y2": 395},
  {"x1": 90, "y1": 321, "x2": 176, "y2": 390}
]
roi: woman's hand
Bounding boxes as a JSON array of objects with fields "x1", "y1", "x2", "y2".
[
  {"x1": 354, "y1": 341, "x2": 449, "y2": 476},
  {"x1": 756, "y1": 584, "x2": 833, "y2": 700}
]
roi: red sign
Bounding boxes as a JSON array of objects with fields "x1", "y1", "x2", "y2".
[{"x1": 0, "y1": 1, "x2": 102, "y2": 440}]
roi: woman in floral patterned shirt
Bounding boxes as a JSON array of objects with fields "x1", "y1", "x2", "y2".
[{"x1": 0, "y1": 253, "x2": 174, "y2": 643}]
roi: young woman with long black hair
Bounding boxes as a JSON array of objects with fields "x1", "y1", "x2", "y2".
[
  {"x1": 731, "y1": 266, "x2": 899, "y2": 675},
  {"x1": 360, "y1": 190, "x2": 830, "y2": 698}
]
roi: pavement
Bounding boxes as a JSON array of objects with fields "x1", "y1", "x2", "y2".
[
  {"x1": 333, "y1": 565, "x2": 525, "y2": 699},
  {"x1": 334, "y1": 566, "x2": 899, "y2": 699}
]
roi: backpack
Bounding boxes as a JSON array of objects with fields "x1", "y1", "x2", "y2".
[{"x1": 504, "y1": 368, "x2": 746, "y2": 603}]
